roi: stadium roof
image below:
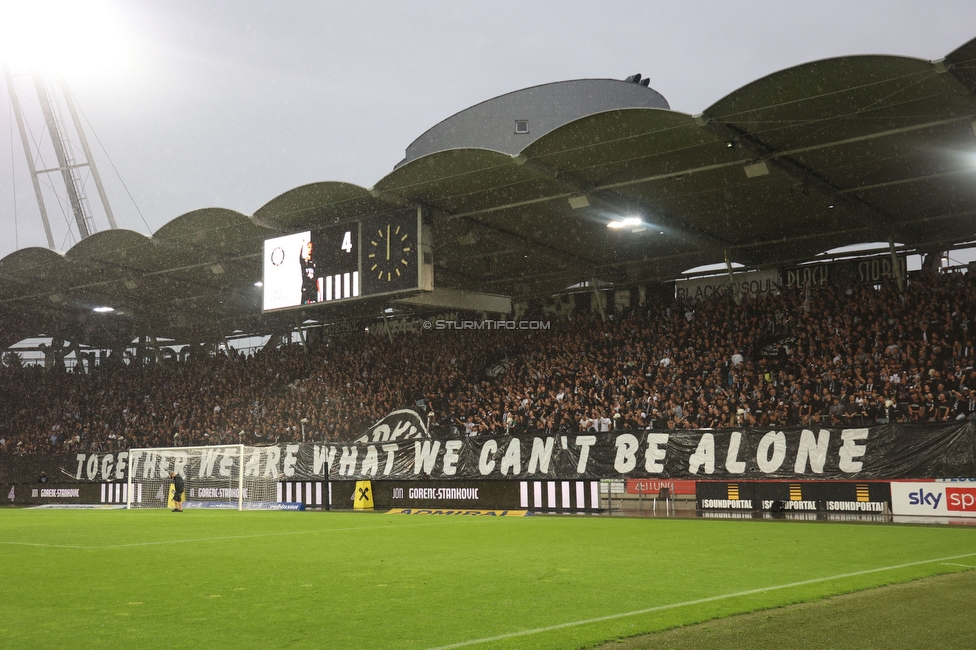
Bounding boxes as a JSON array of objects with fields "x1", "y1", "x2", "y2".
[{"x1": 2, "y1": 36, "x2": 976, "y2": 350}]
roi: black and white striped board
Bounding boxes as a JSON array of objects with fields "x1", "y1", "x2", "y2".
[{"x1": 519, "y1": 481, "x2": 600, "y2": 512}]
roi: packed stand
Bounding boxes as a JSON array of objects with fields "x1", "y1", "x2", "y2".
[{"x1": 1, "y1": 272, "x2": 975, "y2": 455}]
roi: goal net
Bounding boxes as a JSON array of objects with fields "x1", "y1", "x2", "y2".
[{"x1": 126, "y1": 444, "x2": 279, "y2": 510}]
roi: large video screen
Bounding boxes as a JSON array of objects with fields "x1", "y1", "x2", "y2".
[{"x1": 262, "y1": 224, "x2": 359, "y2": 312}]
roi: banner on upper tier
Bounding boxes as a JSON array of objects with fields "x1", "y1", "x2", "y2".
[
  {"x1": 4, "y1": 422, "x2": 976, "y2": 484},
  {"x1": 352, "y1": 408, "x2": 431, "y2": 444}
]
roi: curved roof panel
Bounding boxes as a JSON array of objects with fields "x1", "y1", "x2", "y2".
[
  {"x1": 3, "y1": 37, "x2": 976, "y2": 348},
  {"x1": 254, "y1": 181, "x2": 396, "y2": 231},
  {"x1": 399, "y1": 78, "x2": 669, "y2": 166},
  {"x1": 946, "y1": 36, "x2": 976, "y2": 92}
]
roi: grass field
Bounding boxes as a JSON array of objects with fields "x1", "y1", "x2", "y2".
[{"x1": 0, "y1": 509, "x2": 974, "y2": 650}]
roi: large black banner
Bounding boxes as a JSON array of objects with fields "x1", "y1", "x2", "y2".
[{"x1": 4, "y1": 422, "x2": 976, "y2": 484}]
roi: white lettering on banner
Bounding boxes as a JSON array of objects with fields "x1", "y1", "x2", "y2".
[
  {"x1": 128, "y1": 451, "x2": 142, "y2": 479},
  {"x1": 645, "y1": 434, "x2": 668, "y2": 473},
  {"x1": 370, "y1": 424, "x2": 391, "y2": 443},
  {"x1": 243, "y1": 449, "x2": 260, "y2": 476},
  {"x1": 361, "y1": 446, "x2": 379, "y2": 476},
  {"x1": 172, "y1": 452, "x2": 188, "y2": 478},
  {"x1": 115, "y1": 452, "x2": 128, "y2": 480},
  {"x1": 500, "y1": 439, "x2": 521, "y2": 476},
  {"x1": 283, "y1": 444, "x2": 300, "y2": 477},
  {"x1": 338, "y1": 446, "x2": 357, "y2": 476},
  {"x1": 147, "y1": 452, "x2": 159, "y2": 479},
  {"x1": 479, "y1": 440, "x2": 497, "y2": 475},
  {"x1": 218, "y1": 452, "x2": 233, "y2": 477},
  {"x1": 101, "y1": 454, "x2": 114, "y2": 480},
  {"x1": 414, "y1": 440, "x2": 441, "y2": 475},
  {"x1": 725, "y1": 431, "x2": 746, "y2": 474},
  {"x1": 784, "y1": 265, "x2": 830, "y2": 289},
  {"x1": 200, "y1": 448, "x2": 220, "y2": 477},
  {"x1": 614, "y1": 434, "x2": 639, "y2": 473},
  {"x1": 158, "y1": 453, "x2": 173, "y2": 476},
  {"x1": 756, "y1": 431, "x2": 787, "y2": 473},
  {"x1": 575, "y1": 435, "x2": 596, "y2": 474},
  {"x1": 326, "y1": 446, "x2": 338, "y2": 474},
  {"x1": 382, "y1": 444, "x2": 399, "y2": 475},
  {"x1": 528, "y1": 437, "x2": 555, "y2": 475},
  {"x1": 442, "y1": 440, "x2": 462, "y2": 476},
  {"x1": 263, "y1": 446, "x2": 281, "y2": 478},
  {"x1": 62, "y1": 426, "x2": 889, "y2": 483},
  {"x1": 675, "y1": 269, "x2": 780, "y2": 301},
  {"x1": 390, "y1": 419, "x2": 416, "y2": 441},
  {"x1": 689, "y1": 434, "x2": 715, "y2": 474},
  {"x1": 313, "y1": 445, "x2": 328, "y2": 476},
  {"x1": 784, "y1": 256, "x2": 907, "y2": 289},
  {"x1": 795, "y1": 429, "x2": 830, "y2": 474},
  {"x1": 839, "y1": 429, "x2": 868, "y2": 472}
]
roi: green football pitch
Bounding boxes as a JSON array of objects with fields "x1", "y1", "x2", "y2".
[{"x1": 0, "y1": 509, "x2": 974, "y2": 650}]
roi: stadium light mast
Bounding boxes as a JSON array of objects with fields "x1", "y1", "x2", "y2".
[{"x1": 3, "y1": 65, "x2": 117, "y2": 248}]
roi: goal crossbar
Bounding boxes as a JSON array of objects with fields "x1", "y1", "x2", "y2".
[{"x1": 125, "y1": 444, "x2": 278, "y2": 510}]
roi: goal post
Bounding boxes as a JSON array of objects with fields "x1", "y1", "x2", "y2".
[{"x1": 125, "y1": 444, "x2": 279, "y2": 510}]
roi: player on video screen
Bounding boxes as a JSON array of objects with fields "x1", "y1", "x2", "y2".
[{"x1": 300, "y1": 240, "x2": 318, "y2": 304}]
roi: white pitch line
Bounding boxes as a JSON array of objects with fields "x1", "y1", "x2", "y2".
[
  {"x1": 0, "y1": 541, "x2": 90, "y2": 549},
  {"x1": 426, "y1": 551, "x2": 976, "y2": 650},
  {"x1": 0, "y1": 518, "x2": 484, "y2": 550},
  {"x1": 941, "y1": 562, "x2": 975, "y2": 568}
]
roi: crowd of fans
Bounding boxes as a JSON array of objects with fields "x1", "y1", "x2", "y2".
[{"x1": 2, "y1": 270, "x2": 975, "y2": 456}]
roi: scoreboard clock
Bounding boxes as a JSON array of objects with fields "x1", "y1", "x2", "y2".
[
  {"x1": 361, "y1": 210, "x2": 421, "y2": 296},
  {"x1": 262, "y1": 207, "x2": 429, "y2": 312}
]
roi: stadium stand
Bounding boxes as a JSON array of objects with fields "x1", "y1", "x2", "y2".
[
  {"x1": 3, "y1": 36, "x2": 976, "y2": 459},
  {"x1": 2, "y1": 268, "x2": 974, "y2": 455}
]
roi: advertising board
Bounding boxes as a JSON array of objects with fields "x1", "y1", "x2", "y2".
[
  {"x1": 696, "y1": 481, "x2": 891, "y2": 512},
  {"x1": 890, "y1": 481, "x2": 976, "y2": 518}
]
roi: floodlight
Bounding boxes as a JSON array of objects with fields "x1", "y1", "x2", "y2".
[{"x1": 607, "y1": 217, "x2": 643, "y2": 229}]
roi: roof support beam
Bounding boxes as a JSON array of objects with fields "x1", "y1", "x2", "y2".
[
  {"x1": 378, "y1": 171, "x2": 602, "y2": 275},
  {"x1": 514, "y1": 154, "x2": 732, "y2": 252},
  {"x1": 702, "y1": 120, "x2": 899, "y2": 239}
]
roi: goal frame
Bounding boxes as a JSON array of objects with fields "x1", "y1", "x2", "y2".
[{"x1": 125, "y1": 444, "x2": 252, "y2": 510}]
